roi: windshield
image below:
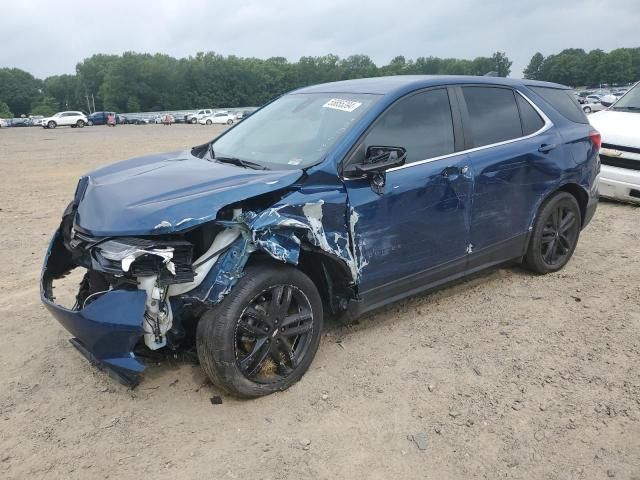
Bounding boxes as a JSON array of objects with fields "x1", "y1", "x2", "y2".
[
  {"x1": 612, "y1": 83, "x2": 640, "y2": 110},
  {"x1": 211, "y1": 92, "x2": 380, "y2": 169}
]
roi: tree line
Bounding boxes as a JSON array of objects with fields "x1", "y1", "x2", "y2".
[
  {"x1": 0, "y1": 51, "x2": 512, "y2": 117},
  {"x1": 524, "y1": 48, "x2": 640, "y2": 87}
]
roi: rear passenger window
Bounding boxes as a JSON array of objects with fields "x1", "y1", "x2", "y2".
[
  {"x1": 462, "y1": 87, "x2": 522, "y2": 147},
  {"x1": 516, "y1": 95, "x2": 545, "y2": 135},
  {"x1": 364, "y1": 89, "x2": 454, "y2": 164},
  {"x1": 528, "y1": 86, "x2": 589, "y2": 124}
]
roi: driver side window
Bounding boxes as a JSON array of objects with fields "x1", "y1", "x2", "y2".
[{"x1": 362, "y1": 89, "x2": 455, "y2": 165}]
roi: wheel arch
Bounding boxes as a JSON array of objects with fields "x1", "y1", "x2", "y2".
[
  {"x1": 557, "y1": 183, "x2": 589, "y2": 227},
  {"x1": 245, "y1": 244, "x2": 355, "y2": 316}
]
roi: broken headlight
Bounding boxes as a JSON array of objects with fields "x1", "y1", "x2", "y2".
[{"x1": 93, "y1": 238, "x2": 195, "y2": 285}]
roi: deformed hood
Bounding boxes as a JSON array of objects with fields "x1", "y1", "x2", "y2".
[{"x1": 74, "y1": 150, "x2": 303, "y2": 236}]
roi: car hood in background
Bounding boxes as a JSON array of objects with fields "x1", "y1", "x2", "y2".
[
  {"x1": 589, "y1": 110, "x2": 640, "y2": 149},
  {"x1": 74, "y1": 150, "x2": 303, "y2": 236}
]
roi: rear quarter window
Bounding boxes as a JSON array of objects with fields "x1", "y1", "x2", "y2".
[{"x1": 528, "y1": 86, "x2": 589, "y2": 124}]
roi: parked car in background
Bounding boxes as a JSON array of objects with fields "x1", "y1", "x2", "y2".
[
  {"x1": 582, "y1": 102, "x2": 606, "y2": 114},
  {"x1": 124, "y1": 115, "x2": 149, "y2": 125},
  {"x1": 0, "y1": 118, "x2": 10, "y2": 128},
  {"x1": 10, "y1": 118, "x2": 32, "y2": 127},
  {"x1": 41, "y1": 111, "x2": 88, "y2": 129},
  {"x1": 589, "y1": 81, "x2": 640, "y2": 204},
  {"x1": 42, "y1": 76, "x2": 599, "y2": 397},
  {"x1": 29, "y1": 115, "x2": 44, "y2": 126},
  {"x1": 185, "y1": 109, "x2": 214, "y2": 124},
  {"x1": 199, "y1": 112, "x2": 234, "y2": 125},
  {"x1": 87, "y1": 111, "x2": 120, "y2": 126}
]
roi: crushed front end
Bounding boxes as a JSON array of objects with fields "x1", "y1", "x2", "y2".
[{"x1": 41, "y1": 200, "x2": 245, "y2": 386}]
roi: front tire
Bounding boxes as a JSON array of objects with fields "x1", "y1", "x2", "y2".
[
  {"x1": 47, "y1": 121, "x2": 56, "y2": 129},
  {"x1": 524, "y1": 192, "x2": 581, "y2": 274},
  {"x1": 227, "y1": 119, "x2": 233, "y2": 125},
  {"x1": 583, "y1": 106, "x2": 592, "y2": 113},
  {"x1": 206, "y1": 119, "x2": 212, "y2": 125},
  {"x1": 191, "y1": 118, "x2": 197, "y2": 124},
  {"x1": 197, "y1": 264, "x2": 323, "y2": 398}
]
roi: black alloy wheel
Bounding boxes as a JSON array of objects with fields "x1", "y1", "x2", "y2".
[
  {"x1": 235, "y1": 284, "x2": 315, "y2": 383},
  {"x1": 524, "y1": 192, "x2": 581, "y2": 274},
  {"x1": 539, "y1": 203, "x2": 579, "y2": 267},
  {"x1": 197, "y1": 264, "x2": 323, "y2": 398}
]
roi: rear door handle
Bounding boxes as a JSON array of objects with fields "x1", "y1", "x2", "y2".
[{"x1": 538, "y1": 144, "x2": 557, "y2": 153}]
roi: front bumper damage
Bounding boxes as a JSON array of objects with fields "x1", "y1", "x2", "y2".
[
  {"x1": 41, "y1": 195, "x2": 363, "y2": 386},
  {"x1": 41, "y1": 232, "x2": 147, "y2": 385}
]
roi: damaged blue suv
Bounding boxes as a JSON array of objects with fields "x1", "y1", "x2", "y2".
[{"x1": 42, "y1": 76, "x2": 600, "y2": 397}]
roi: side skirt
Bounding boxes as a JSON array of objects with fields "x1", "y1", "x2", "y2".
[{"x1": 349, "y1": 233, "x2": 528, "y2": 319}]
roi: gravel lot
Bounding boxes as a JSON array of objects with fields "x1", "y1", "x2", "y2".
[{"x1": 1, "y1": 125, "x2": 639, "y2": 479}]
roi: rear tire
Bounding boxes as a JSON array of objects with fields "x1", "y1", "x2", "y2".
[
  {"x1": 524, "y1": 192, "x2": 581, "y2": 274},
  {"x1": 206, "y1": 119, "x2": 212, "y2": 125},
  {"x1": 191, "y1": 118, "x2": 197, "y2": 124},
  {"x1": 197, "y1": 264, "x2": 323, "y2": 398},
  {"x1": 76, "y1": 120, "x2": 85, "y2": 128},
  {"x1": 583, "y1": 106, "x2": 592, "y2": 113}
]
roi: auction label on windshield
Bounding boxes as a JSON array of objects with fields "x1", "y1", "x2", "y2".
[{"x1": 323, "y1": 98, "x2": 362, "y2": 112}]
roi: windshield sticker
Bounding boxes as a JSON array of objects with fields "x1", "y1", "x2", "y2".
[
  {"x1": 288, "y1": 158, "x2": 302, "y2": 165},
  {"x1": 323, "y1": 98, "x2": 362, "y2": 113}
]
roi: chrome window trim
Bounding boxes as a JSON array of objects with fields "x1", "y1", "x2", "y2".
[{"x1": 342, "y1": 89, "x2": 554, "y2": 179}]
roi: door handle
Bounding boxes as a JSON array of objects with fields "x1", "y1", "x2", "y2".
[
  {"x1": 441, "y1": 166, "x2": 470, "y2": 180},
  {"x1": 538, "y1": 143, "x2": 557, "y2": 153}
]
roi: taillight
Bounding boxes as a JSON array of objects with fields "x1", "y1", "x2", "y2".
[{"x1": 589, "y1": 131, "x2": 602, "y2": 151}]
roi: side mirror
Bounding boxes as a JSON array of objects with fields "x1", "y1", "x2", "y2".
[
  {"x1": 343, "y1": 146, "x2": 407, "y2": 194},
  {"x1": 344, "y1": 146, "x2": 407, "y2": 177}
]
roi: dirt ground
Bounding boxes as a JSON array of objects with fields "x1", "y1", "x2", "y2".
[{"x1": 0, "y1": 125, "x2": 639, "y2": 480}]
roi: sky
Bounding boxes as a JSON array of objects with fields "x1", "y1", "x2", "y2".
[{"x1": 1, "y1": 0, "x2": 638, "y2": 79}]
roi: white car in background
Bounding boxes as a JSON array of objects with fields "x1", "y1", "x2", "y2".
[
  {"x1": 589, "y1": 82, "x2": 640, "y2": 204},
  {"x1": 41, "y1": 111, "x2": 88, "y2": 129},
  {"x1": 582, "y1": 102, "x2": 606, "y2": 114},
  {"x1": 199, "y1": 112, "x2": 235, "y2": 125},
  {"x1": 0, "y1": 118, "x2": 9, "y2": 128},
  {"x1": 186, "y1": 109, "x2": 214, "y2": 124}
]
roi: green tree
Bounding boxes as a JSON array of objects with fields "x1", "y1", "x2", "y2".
[
  {"x1": 0, "y1": 100, "x2": 12, "y2": 118},
  {"x1": 523, "y1": 53, "x2": 545, "y2": 80},
  {"x1": 0, "y1": 68, "x2": 43, "y2": 116},
  {"x1": 30, "y1": 96, "x2": 58, "y2": 116},
  {"x1": 491, "y1": 52, "x2": 512, "y2": 77}
]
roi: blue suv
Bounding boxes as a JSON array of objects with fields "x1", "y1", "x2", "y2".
[{"x1": 41, "y1": 76, "x2": 600, "y2": 397}]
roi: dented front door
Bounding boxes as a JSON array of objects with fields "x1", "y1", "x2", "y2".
[{"x1": 343, "y1": 89, "x2": 473, "y2": 298}]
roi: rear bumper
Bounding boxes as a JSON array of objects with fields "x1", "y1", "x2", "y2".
[
  {"x1": 40, "y1": 231, "x2": 146, "y2": 386},
  {"x1": 598, "y1": 165, "x2": 640, "y2": 205}
]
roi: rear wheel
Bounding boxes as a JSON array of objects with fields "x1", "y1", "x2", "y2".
[
  {"x1": 583, "y1": 106, "x2": 592, "y2": 113},
  {"x1": 191, "y1": 118, "x2": 197, "y2": 124},
  {"x1": 76, "y1": 120, "x2": 85, "y2": 128},
  {"x1": 197, "y1": 264, "x2": 323, "y2": 398},
  {"x1": 524, "y1": 192, "x2": 581, "y2": 274},
  {"x1": 206, "y1": 119, "x2": 212, "y2": 125}
]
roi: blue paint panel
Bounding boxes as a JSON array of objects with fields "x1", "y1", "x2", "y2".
[
  {"x1": 74, "y1": 150, "x2": 303, "y2": 236},
  {"x1": 346, "y1": 154, "x2": 473, "y2": 293}
]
